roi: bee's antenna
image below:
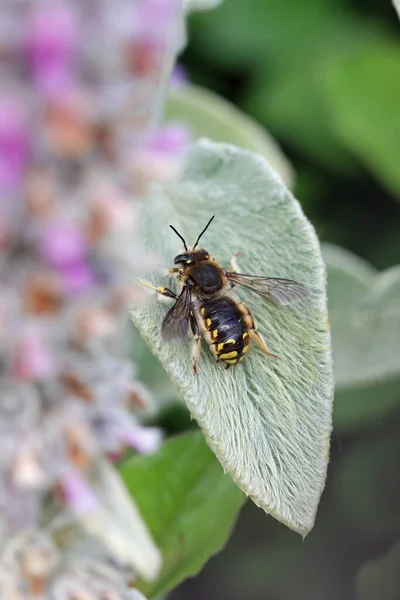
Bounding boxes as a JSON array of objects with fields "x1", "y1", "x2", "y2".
[
  {"x1": 169, "y1": 224, "x2": 188, "y2": 251},
  {"x1": 193, "y1": 215, "x2": 215, "y2": 249}
]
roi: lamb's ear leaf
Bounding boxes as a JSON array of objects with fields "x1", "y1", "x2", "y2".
[
  {"x1": 323, "y1": 243, "x2": 400, "y2": 387},
  {"x1": 166, "y1": 83, "x2": 294, "y2": 186},
  {"x1": 131, "y1": 140, "x2": 333, "y2": 536},
  {"x1": 183, "y1": 0, "x2": 224, "y2": 12}
]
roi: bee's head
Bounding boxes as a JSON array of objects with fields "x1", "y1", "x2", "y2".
[
  {"x1": 169, "y1": 215, "x2": 215, "y2": 266},
  {"x1": 174, "y1": 248, "x2": 210, "y2": 266}
]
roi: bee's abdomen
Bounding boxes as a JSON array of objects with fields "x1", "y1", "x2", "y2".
[{"x1": 200, "y1": 297, "x2": 251, "y2": 366}]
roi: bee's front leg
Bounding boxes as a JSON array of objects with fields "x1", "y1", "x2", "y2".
[
  {"x1": 168, "y1": 267, "x2": 184, "y2": 275},
  {"x1": 138, "y1": 280, "x2": 178, "y2": 300}
]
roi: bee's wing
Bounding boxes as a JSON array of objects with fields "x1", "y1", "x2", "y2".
[
  {"x1": 226, "y1": 272, "x2": 308, "y2": 306},
  {"x1": 161, "y1": 284, "x2": 193, "y2": 341}
]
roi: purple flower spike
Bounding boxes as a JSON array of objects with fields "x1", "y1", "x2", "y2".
[
  {"x1": 39, "y1": 222, "x2": 87, "y2": 267},
  {"x1": 11, "y1": 329, "x2": 55, "y2": 381},
  {"x1": 0, "y1": 98, "x2": 30, "y2": 191},
  {"x1": 61, "y1": 260, "x2": 97, "y2": 296},
  {"x1": 124, "y1": 425, "x2": 163, "y2": 455},
  {"x1": 0, "y1": 0, "x2": 183, "y2": 587},
  {"x1": 146, "y1": 124, "x2": 191, "y2": 156},
  {"x1": 60, "y1": 469, "x2": 98, "y2": 514},
  {"x1": 135, "y1": 0, "x2": 181, "y2": 40},
  {"x1": 25, "y1": 4, "x2": 78, "y2": 98},
  {"x1": 171, "y1": 64, "x2": 189, "y2": 87}
]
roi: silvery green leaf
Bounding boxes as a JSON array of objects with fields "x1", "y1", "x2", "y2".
[
  {"x1": 183, "y1": 0, "x2": 223, "y2": 13},
  {"x1": 166, "y1": 84, "x2": 294, "y2": 187},
  {"x1": 78, "y1": 460, "x2": 161, "y2": 581},
  {"x1": 394, "y1": 0, "x2": 400, "y2": 18},
  {"x1": 131, "y1": 140, "x2": 333, "y2": 535},
  {"x1": 323, "y1": 243, "x2": 400, "y2": 387},
  {"x1": 129, "y1": 591, "x2": 149, "y2": 600}
]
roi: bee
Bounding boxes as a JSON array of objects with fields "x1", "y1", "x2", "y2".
[{"x1": 141, "y1": 216, "x2": 308, "y2": 374}]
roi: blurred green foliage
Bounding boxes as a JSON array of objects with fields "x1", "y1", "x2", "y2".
[
  {"x1": 156, "y1": 1, "x2": 400, "y2": 599},
  {"x1": 355, "y1": 540, "x2": 400, "y2": 600},
  {"x1": 182, "y1": 0, "x2": 400, "y2": 266},
  {"x1": 166, "y1": 84, "x2": 294, "y2": 184},
  {"x1": 121, "y1": 432, "x2": 244, "y2": 598}
]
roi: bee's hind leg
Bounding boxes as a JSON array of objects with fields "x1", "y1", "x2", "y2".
[
  {"x1": 251, "y1": 330, "x2": 278, "y2": 359},
  {"x1": 193, "y1": 337, "x2": 202, "y2": 375}
]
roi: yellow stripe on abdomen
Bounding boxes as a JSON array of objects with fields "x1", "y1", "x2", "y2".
[{"x1": 219, "y1": 350, "x2": 238, "y2": 360}]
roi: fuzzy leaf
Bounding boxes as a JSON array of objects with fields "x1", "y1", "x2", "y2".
[
  {"x1": 183, "y1": 0, "x2": 223, "y2": 12},
  {"x1": 323, "y1": 243, "x2": 400, "y2": 387},
  {"x1": 121, "y1": 432, "x2": 244, "y2": 599},
  {"x1": 131, "y1": 140, "x2": 333, "y2": 535},
  {"x1": 166, "y1": 84, "x2": 294, "y2": 186}
]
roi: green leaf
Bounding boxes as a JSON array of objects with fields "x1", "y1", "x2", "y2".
[
  {"x1": 246, "y1": 67, "x2": 354, "y2": 172},
  {"x1": 187, "y1": 0, "x2": 337, "y2": 68},
  {"x1": 322, "y1": 40, "x2": 400, "y2": 197},
  {"x1": 131, "y1": 140, "x2": 333, "y2": 535},
  {"x1": 165, "y1": 84, "x2": 294, "y2": 186},
  {"x1": 323, "y1": 243, "x2": 400, "y2": 387},
  {"x1": 120, "y1": 432, "x2": 244, "y2": 598},
  {"x1": 355, "y1": 540, "x2": 400, "y2": 600},
  {"x1": 334, "y1": 379, "x2": 400, "y2": 433},
  {"x1": 189, "y1": 0, "x2": 384, "y2": 170}
]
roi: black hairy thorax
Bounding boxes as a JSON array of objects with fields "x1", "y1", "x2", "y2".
[{"x1": 187, "y1": 261, "x2": 224, "y2": 297}]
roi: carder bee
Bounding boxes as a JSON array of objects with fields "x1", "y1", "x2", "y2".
[{"x1": 141, "y1": 216, "x2": 308, "y2": 374}]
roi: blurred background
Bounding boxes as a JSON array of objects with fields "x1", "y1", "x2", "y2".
[
  {"x1": 1, "y1": 1, "x2": 398, "y2": 598},
  {"x1": 156, "y1": 1, "x2": 400, "y2": 599}
]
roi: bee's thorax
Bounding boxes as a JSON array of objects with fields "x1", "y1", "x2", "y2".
[{"x1": 186, "y1": 261, "x2": 225, "y2": 297}]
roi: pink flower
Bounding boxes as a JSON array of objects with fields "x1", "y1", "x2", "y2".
[
  {"x1": 146, "y1": 124, "x2": 191, "y2": 156},
  {"x1": 0, "y1": 98, "x2": 30, "y2": 191},
  {"x1": 60, "y1": 260, "x2": 97, "y2": 295},
  {"x1": 171, "y1": 64, "x2": 189, "y2": 86},
  {"x1": 134, "y1": 0, "x2": 181, "y2": 40},
  {"x1": 10, "y1": 329, "x2": 54, "y2": 381},
  {"x1": 60, "y1": 469, "x2": 98, "y2": 514},
  {"x1": 24, "y1": 4, "x2": 78, "y2": 98},
  {"x1": 39, "y1": 222, "x2": 87, "y2": 267},
  {"x1": 124, "y1": 424, "x2": 163, "y2": 455}
]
